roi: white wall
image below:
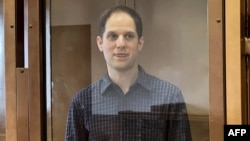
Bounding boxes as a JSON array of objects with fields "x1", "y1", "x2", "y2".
[
  {"x1": 51, "y1": 0, "x2": 116, "y2": 81},
  {"x1": 51, "y1": 0, "x2": 209, "y2": 114},
  {"x1": 137, "y1": 0, "x2": 209, "y2": 114}
]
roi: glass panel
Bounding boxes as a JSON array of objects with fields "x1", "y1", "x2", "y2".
[
  {"x1": 50, "y1": 0, "x2": 117, "y2": 140},
  {"x1": 49, "y1": 0, "x2": 209, "y2": 141},
  {"x1": 135, "y1": 0, "x2": 209, "y2": 141},
  {"x1": 0, "y1": 0, "x2": 6, "y2": 140}
]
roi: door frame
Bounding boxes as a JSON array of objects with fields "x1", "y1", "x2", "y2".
[
  {"x1": 4, "y1": 0, "x2": 44, "y2": 140},
  {"x1": 208, "y1": 0, "x2": 225, "y2": 141},
  {"x1": 3, "y1": 0, "x2": 226, "y2": 140},
  {"x1": 46, "y1": 0, "x2": 226, "y2": 141},
  {"x1": 43, "y1": 0, "x2": 226, "y2": 141}
]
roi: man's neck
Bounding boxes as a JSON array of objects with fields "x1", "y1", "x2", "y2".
[{"x1": 108, "y1": 66, "x2": 139, "y2": 94}]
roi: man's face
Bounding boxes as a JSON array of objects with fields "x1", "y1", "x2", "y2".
[{"x1": 97, "y1": 12, "x2": 144, "y2": 72}]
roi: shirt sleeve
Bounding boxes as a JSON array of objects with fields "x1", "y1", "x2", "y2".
[
  {"x1": 65, "y1": 96, "x2": 89, "y2": 141},
  {"x1": 167, "y1": 90, "x2": 193, "y2": 141}
]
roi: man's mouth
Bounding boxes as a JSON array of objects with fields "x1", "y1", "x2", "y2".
[{"x1": 114, "y1": 53, "x2": 128, "y2": 57}]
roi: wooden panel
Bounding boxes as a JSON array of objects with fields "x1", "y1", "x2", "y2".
[
  {"x1": 51, "y1": 25, "x2": 91, "y2": 141},
  {"x1": 189, "y1": 115, "x2": 209, "y2": 141},
  {"x1": 4, "y1": 0, "x2": 17, "y2": 140},
  {"x1": 16, "y1": 69, "x2": 29, "y2": 141},
  {"x1": 208, "y1": 0, "x2": 225, "y2": 141},
  {"x1": 28, "y1": 0, "x2": 43, "y2": 140},
  {"x1": 225, "y1": 0, "x2": 243, "y2": 124},
  {"x1": 0, "y1": 135, "x2": 6, "y2": 141}
]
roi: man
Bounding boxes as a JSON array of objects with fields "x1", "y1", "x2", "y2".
[{"x1": 65, "y1": 5, "x2": 192, "y2": 141}]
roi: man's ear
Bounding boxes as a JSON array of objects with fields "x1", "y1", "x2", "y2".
[
  {"x1": 96, "y1": 36, "x2": 103, "y2": 52},
  {"x1": 138, "y1": 36, "x2": 144, "y2": 52}
]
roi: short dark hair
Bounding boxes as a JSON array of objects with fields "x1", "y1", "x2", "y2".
[{"x1": 98, "y1": 5, "x2": 143, "y2": 38}]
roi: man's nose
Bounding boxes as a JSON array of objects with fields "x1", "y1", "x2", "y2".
[{"x1": 116, "y1": 36, "x2": 125, "y2": 48}]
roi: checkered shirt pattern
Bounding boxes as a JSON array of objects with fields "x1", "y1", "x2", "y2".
[{"x1": 65, "y1": 66, "x2": 192, "y2": 141}]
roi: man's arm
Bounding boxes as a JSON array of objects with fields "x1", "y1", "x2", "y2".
[
  {"x1": 65, "y1": 96, "x2": 89, "y2": 141},
  {"x1": 167, "y1": 91, "x2": 193, "y2": 141}
]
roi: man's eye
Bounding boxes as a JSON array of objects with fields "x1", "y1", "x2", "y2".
[
  {"x1": 125, "y1": 34, "x2": 134, "y2": 40},
  {"x1": 108, "y1": 34, "x2": 117, "y2": 40}
]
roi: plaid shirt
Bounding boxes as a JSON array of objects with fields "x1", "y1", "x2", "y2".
[{"x1": 65, "y1": 66, "x2": 192, "y2": 141}]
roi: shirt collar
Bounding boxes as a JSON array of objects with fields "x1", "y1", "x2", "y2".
[
  {"x1": 135, "y1": 65, "x2": 152, "y2": 91},
  {"x1": 100, "y1": 65, "x2": 152, "y2": 94},
  {"x1": 100, "y1": 73, "x2": 112, "y2": 94}
]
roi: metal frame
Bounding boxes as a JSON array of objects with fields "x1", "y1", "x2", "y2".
[
  {"x1": 4, "y1": 0, "x2": 17, "y2": 140},
  {"x1": 225, "y1": 0, "x2": 246, "y2": 124},
  {"x1": 208, "y1": 0, "x2": 225, "y2": 140},
  {"x1": 42, "y1": 0, "x2": 226, "y2": 141},
  {"x1": 4, "y1": 0, "x2": 44, "y2": 140}
]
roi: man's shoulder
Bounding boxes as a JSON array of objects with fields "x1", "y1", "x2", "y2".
[
  {"x1": 145, "y1": 72, "x2": 181, "y2": 93},
  {"x1": 73, "y1": 76, "x2": 107, "y2": 99},
  {"x1": 73, "y1": 79, "x2": 100, "y2": 97},
  {"x1": 144, "y1": 73, "x2": 185, "y2": 104}
]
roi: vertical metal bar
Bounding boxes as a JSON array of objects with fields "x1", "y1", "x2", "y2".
[
  {"x1": 244, "y1": 0, "x2": 250, "y2": 124},
  {"x1": 28, "y1": 0, "x2": 43, "y2": 140},
  {"x1": 0, "y1": 0, "x2": 5, "y2": 139},
  {"x1": 246, "y1": 56, "x2": 250, "y2": 124},
  {"x1": 208, "y1": 0, "x2": 225, "y2": 140},
  {"x1": 4, "y1": 0, "x2": 17, "y2": 140},
  {"x1": 16, "y1": 68, "x2": 29, "y2": 141},
  {"x1": 240, "y1": 0, "x2": 248, "y2": 125},
  {"x1": 24, "y1": 0, "x2": 29, "y2": 68},
  {"x1": 226, "y1": 0, "x2": 243, "y2": 124},
  {"x1": 45, "y1": 0, "x2": 52, "y2": 140},
  {"x1": 247, "y1": 0, "x2": 250, "y2": 125},
  {"x1": 245, "y1": 0, "x2": 248, "y2": 125}
]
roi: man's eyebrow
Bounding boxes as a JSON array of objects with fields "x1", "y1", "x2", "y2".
[
  {"x1": 125, "y1": 31, "x2": 136, "y2": 34},
  {"x1": 106, "y1": 31, "x2": 136, "y2": 35},
  {"x1": 106, "y1": 31, "x2": 116, "y2": 34}
]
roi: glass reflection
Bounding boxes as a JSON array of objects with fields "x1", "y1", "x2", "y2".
[
  {"x1": 49, "y1": 0, "x2": 209, "y2": 141},
  {"x1": 0, "y1": 0, "x2": 5, "y2": 140}
]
